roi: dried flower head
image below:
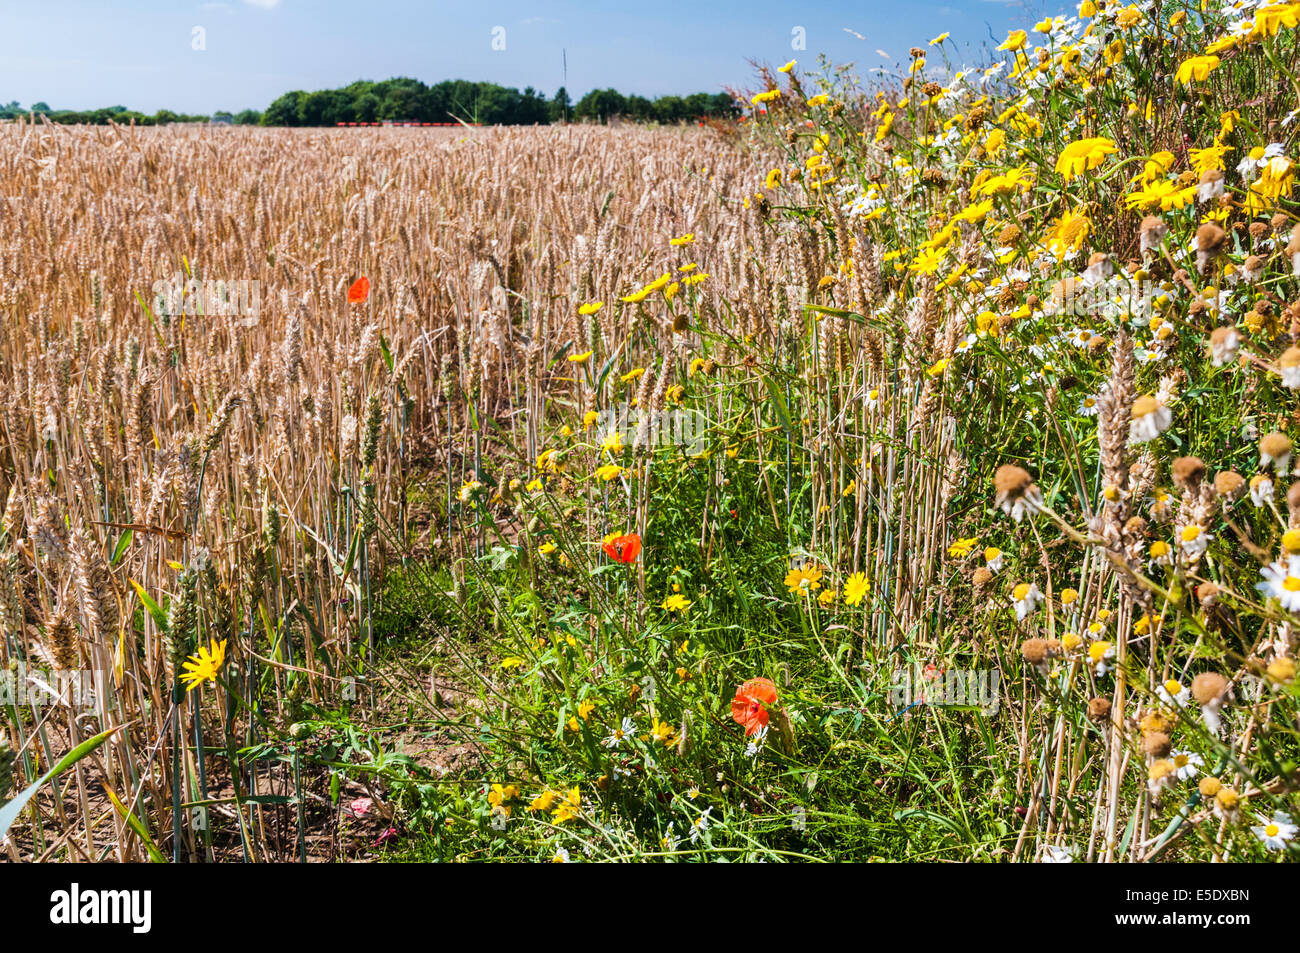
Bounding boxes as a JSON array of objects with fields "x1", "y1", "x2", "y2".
[
  {"x1": 1212, "y1": 470, "x2": 1244, "y2": 500},
  {"x1": 993, "y1": 464, "x2": 1043, "y2": 521},
  {"x1": 1142, "y1": 731, "x2": 1172, "y2": 758},
  {"x1": 1260, "y1": 432, "x2": 1293, "y2": 473},
  {"x1": 1171, "y1": 456, "x2": 1206, "y2": 489},
  {"x1": 1086, "y1": 696, "x2": 1112, "y2": 722}
]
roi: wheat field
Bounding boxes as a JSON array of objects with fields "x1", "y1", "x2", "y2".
[{"x1": 3, "y1": 0, "x2": 1300, "y2": 865}]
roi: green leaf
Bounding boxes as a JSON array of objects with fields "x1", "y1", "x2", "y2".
[
  {"x1": 762, "y1": 374, "x2": 795, "y2": 436},
  {"x1": 129, "y1": 578, "x2": 169, "y2": 632},
  {"x1": 110, "y1": 529, "x2": 133, "y2": 566},
  {"x1": 105, "y1": 787, "x2": 166, "y2": 863},
  {"x1": 0, "y1": 725, "x2": 123, "y2": 842}
]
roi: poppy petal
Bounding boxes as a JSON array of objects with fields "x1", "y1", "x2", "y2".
[{"x1": 741, "y1": 677, "x2": 778, "y2": 705}]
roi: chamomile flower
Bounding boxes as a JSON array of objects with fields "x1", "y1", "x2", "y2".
[
  {"x1": 993, "y1": 464, "x2": 1043, "y2": 522},
  {"x1": 1157, "y1": 678, "x2": 1191, "y2": 708},
  {"x1": 984, "y1": 547, "x2": 1004, "y2": 573},
  {"x1": 1178, "y1": 524, "x2": 1211, "y2": 560},
  {"x1": 661, "y1": 823, "x2": 681, "y2": 852},
  {"x1": 1252, "y1": 811, "x2": 1297, "y2": 851},
  {"x1": 1089, "y1": 640, "x2": 1116, "y2": 676},
  {"x1": 1258, "y1": 557, "x2": 1300, "y2": 612},
  {"x1": 1128, "y1": 395, "x2": 1172, "y2": 443},
  {"x1": 690, "y1": 806, "x2": 712, "y2": 844},
  {"x1": 1250, "y1": 473, "x2": 1275, "y2": 507},
  {"x1": 1011, "y1": 581, "x2": 1043, "y2": 620},
  {"x1": 1170, "y1": 749, "x2": 1203, "y2": 780},
  {"x1": 1148, "y1": 758, "x2": 1177, "y2": 798},
  {"x1": 1279, "y1": 348, "x2": 1300, "y2": 389},
  {"x1": 603, "y1": 716, "x2": 634, "y2": 749},
  {"x1": 1208, "y1": 326, "x2": 1241, "y2": 366}
]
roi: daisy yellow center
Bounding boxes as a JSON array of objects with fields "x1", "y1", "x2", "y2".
[
  {"x1": 1013, "y1": 583, "x2": 1031, "y2": 600},
  {"x1": 1266, "y1": 824, "x2": 1280, "y2": 837},
  {"x1": 1285, "y1": 577, "x2": 1300, "y2": 592},
  {"x1": 1181, "y1": 526, "x2": 1201, "y2": 542},
  {"x1": 1165, "y1": 679, "x2": 1182, "y2": 694}
]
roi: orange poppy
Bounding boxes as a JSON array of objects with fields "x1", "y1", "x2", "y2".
[
  {"x1": 602, "y1": 532, "x2": 642, "y2": 563},
  {"x1": 347, "y1": 276, "x2": 370, "y2": 303},
  {"x1": 731, "y1": 677, "x2": 778, "y2": 736}
]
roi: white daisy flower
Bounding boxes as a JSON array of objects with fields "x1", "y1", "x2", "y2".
[
  {"x1": 1250, "y1": 473, "x2": 1275, "y2": 508},
  {"x1": 1011, "y1": 582, "x2": 1044, "y2": 621},
  {"x1": 689, "y1": 806, "x2": 712, "y2": 844},
  {"x1": 661, "y1": 823, "x2": 680, "y2": 852},
  {"x1": 1258, "y1": 557, "x2": 1300, "y2": 612},
  {"x1": 1170, "y1": 749, "x2": 1203, "y2": 780},
  {"x1": 603, "y1": 716, "x2": 634, "y2": 749},
  {"x1": 1157, "y1": 678, "x2": 1190, "y2": 708},
  {"x1": 1177, "y1": 524, "x2": 1211, "y2": 561},
  {"x1": 1252, "y1": 811, "x2": 1297, "y2": 851},
  {"x1": 1128, "y1": 395, "x2": 1171, "y2": 443}
]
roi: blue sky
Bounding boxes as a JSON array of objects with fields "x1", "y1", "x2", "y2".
[{"x1": 0, "y1": 0, "x2": 1068, "y2": 113}]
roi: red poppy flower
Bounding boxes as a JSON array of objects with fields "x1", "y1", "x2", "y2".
[
  {"x1": 731, "y1": 677, "x2": 778, "y2": 736},
  {"x1": 602, "y1": 532, "x2": 642, "y2": 564},
  {"x1": 347, "y1": 276, "x2": 370, "y2": 304}
]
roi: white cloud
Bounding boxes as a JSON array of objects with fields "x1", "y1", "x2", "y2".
[{"x1": 242, "y1": 0, "x2": 281, "y2": 9}]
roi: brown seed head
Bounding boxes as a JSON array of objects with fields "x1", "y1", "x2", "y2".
[
  {"x1": 1261, "y1": 431, "x2": 1292, "y2": 460},
  {"x1": 1190, "y1": 672, "x2": 1228, "y2": 705},
  {"x1": 1171, "y1": 456, "x2": 1206, "y2": 489},
  {"x1": 1196, "y1": 222, "x2": 1226, "y2": 255},
  {"x1": 1086, "y1": 697, "x2": 1111, "y2": 722},
  {"x1": 1142, "y1": 731, "x2": 1172, "y2": 758},
  {"x1": 994, "y1": 463, "x2": 1033, "y2": 500},
  {"x1": 1213, "y1": 470, "x2": 1244, "y2": 498},
  {"x1": 1020, "y1": 638, "x2": 1048, "y2": 664}
]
